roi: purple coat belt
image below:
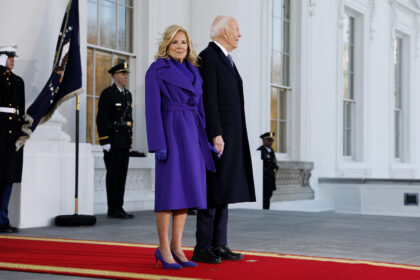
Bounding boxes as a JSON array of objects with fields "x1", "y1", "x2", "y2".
[{"x1": 162, "y1": 102, "x2": 216, "y2": 173}]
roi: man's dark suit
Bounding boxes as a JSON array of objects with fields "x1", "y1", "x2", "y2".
[{"x1": 196, "y1": 42, "x2": 256, "y2": 251}]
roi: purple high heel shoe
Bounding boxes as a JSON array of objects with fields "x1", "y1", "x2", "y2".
[
  {"x1": 155, "y1": 248, "x2": 182, "y2": 269},
  {"x1": 171, "y1": 250, "x2": 198, "y2": 267}
]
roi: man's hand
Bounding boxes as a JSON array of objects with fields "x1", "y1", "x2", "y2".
[
  {"x1": 208, "y1": 142, "x2": 222, "y2": 158},
  {"x1": 213, "y1": 135, "x2": 224, "y2": 157},
  {"x1": 102, "y1": 144, "x2": 111, "y2": 152}
]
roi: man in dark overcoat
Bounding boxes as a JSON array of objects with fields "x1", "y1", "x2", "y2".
[
  {"x1": 192, "y1": 16, "x2": 256, "y2": 264},
  {"x1": 0, "y1": 45, "x2": 25, "y2": 233},
  {"x1": 96, "y1": 62, "x2": 134, "y2": 219},
  {"x1": 257, "y1": 132, "x2": 279, "y2": 210}
]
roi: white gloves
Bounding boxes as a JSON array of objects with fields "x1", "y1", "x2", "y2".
[{"x1": 102, "y1": 144, "x2": 111, "y2": 152}]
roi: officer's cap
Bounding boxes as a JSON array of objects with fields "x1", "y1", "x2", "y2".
[
  {"x1": 0, "y1": 44, "x2": 18, "y2": 57},
  {"x1": 260, "y1": 132, "x2": 275, "y2": 140},
  {"x1": 108, "y1": 61, "x2": 129, "y2": 75}
]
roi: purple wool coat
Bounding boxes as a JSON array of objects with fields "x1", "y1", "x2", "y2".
[{"x1": 145, "y1": 57, "x2": 216, "y2": 212}]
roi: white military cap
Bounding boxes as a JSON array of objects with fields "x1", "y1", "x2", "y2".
[{"x1": 0, "y1": 44, "x2": 18, "y2": 57}]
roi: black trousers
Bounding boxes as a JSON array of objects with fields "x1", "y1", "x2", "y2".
[
  {"x1": 0, "y1": 182, "x2": 13, "y2": 225},
  {"x1": 263, "y1": 189, "x2": 273, "y2": 210},
  {"x1": 263, "y1": 179, "x2": 275, "y2": 210},
  {"x1": 196, "y1": 205, "x2": 228, "y2": 249},
  {"x1": 103, "y1": 148, "x2": 129, "y2": 213}
]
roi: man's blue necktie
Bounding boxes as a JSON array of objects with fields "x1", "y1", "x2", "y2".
[{"x1": 227, "y1": 54, "x2": 234, "y2": 68}]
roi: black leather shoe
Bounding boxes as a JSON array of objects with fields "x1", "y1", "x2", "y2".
[
  {"x1": 107, "y1": 210, "x2": 134, "y2": 219},
  {"x1": 212, "y1": 245, "x2": 243, "y2": 261},
  {"x1": 191, "y1": 247, "x2": 222, "y2": 264},
  {"x1": 120, "y1": 209, "x2": 134, "y2": 219},
  {"x1": 0, "y1": 224, "x2": 19, "y2": 233}
]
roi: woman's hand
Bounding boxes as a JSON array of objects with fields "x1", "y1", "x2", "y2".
[{"x1": 155, "y1": 150, "x2": 167, "y2": 161}]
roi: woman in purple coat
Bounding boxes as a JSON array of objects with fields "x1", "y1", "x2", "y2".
[{"x1": 145, "y1": 25, "x2": 216, "y2": 269}]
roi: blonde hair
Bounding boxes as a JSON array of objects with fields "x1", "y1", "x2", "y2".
[{"x1": 155, "y1": 25, "x2": 198, "y2": 66}]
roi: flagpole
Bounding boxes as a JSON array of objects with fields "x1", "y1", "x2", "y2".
[
  {"x1": 75, "y1": 94, "x2": 79, "y2": 215},
  {"x1": 55, "y1": 94, "x2": 96, "y2": 227}
]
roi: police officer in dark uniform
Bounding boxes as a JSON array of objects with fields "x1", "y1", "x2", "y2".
[
  {"x1": 96, "y1": 61, "x2": 134, "y2": 219},
  {"x1": 0, "y1": 45, "x2": 25, "y2": 233},
  {"x1": 257, "y1": 132, "x2": 279, "y2": 210}
]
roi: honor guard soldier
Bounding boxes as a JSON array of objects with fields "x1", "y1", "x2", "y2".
[
  {"x1": 96, "y1": 61, "x2": 134, "y2": 219},
  {"x1": 0, "y1": 45, "x2": 25, "y2": 233},
  {"x1": 257, "y1": 132, "x2": 279, "y2": 210}
]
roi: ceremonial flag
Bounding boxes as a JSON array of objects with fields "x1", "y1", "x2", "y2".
[{"x1": 16, "y1": 0, "x2": 81, "y2": 150}]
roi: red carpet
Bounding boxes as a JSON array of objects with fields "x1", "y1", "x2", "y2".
[{"x1": 0, "y1": 235, "x2": 419, "y2": 280}]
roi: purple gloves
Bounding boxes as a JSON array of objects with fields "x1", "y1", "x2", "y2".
[{"x1": 155, "y1": 150, "x2": 167, "y2": 161}]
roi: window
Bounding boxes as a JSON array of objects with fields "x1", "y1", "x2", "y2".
[
  {"x1": 270, "y1": 0, "x2": 291, "y2": 153},
  {"x1": 342, "y1": 14, "x2": 356, "y2": 158},
  {"x1": 393, "y1": 37, "x2": 404, "y2": 160},
  {"x1": 86, "y1": 0, "x2": 134, "y2": 144}
]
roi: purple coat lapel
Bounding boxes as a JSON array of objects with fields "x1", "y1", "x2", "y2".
[{"x1": 156, "y1": 58, "x2": 202, "y2": 94}]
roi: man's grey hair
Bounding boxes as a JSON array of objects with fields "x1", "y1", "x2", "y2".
[{"x1": 210, "y1": 15, "x2": 234, "y2": 39}]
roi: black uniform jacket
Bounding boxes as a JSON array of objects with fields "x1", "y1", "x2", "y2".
[
  {"x1": 199, "y1": 42, "x2": 256, "y2": 207},
  {"x1": 257, "y1": 145, "x2": 278, "y2": 192},
  {"x1": 0, "y1": 65, "x2": 25, "y2": 184},
  {"x1": 96, "y1": 84, "x2": 133, "y2": 149}
]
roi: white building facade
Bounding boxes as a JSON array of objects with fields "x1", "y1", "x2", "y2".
[{"x1": 1, "y1": 0, "x2": 420, "y2": 227}]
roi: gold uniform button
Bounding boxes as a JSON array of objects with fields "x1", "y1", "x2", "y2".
[
  {"x1": 9, "y1": 117, "x2": 12, "y2": 120},
  {"x1": 9, "y1": 104, "x2": 12, "y2": 106},
  {"x1": 9, "y1": 130, "x2": 12, "y2": 134}
]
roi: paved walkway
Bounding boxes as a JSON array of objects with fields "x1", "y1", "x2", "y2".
[{"x1": 1, "y1": 209, "x2": 420, "y2": 279}]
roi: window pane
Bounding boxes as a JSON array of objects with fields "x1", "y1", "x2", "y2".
[
  {"x1": 117, "y1": 5, "x2": 132, "y2": 52},
  {"x1": 272, "y1": 0, "x2": 283, "y2": 18},
  {"x1": 283, "y1": 0, "x2": 291, "y2": 20},
  {"x1": 349, "y1": 73, "x2": 354, "y2": 99},
  {"x1": 346, "y1": 103, "x2": 352, "y2": 128},
  {"x1": 395, "y1": 111, "x2": 400, "y2": 158},
  {"x1": 270, "y1": 87, "x2": 278, "y2": 120},
  {"x1": 86, "y1": 97, "x2": 94, "y2": 144},
  {"x1": 118, "y1": 0, "x2": 133, "y2": 6},
  {"x1": 343, "y1": 72, "x2": 349, "y2": 99},
  {"x1": 343, "y1": 102, "x2": 352, "y2": 156},
  {"x1": 94, "y1": 98, "x2": 100, "y2": 145},
  {"x1": 100, "y1": 0, "x2": 117, "y2": 49},
  {"x1": 282, "y1": 54, "x2": 290, "y2": 86},
  {"x1": 279, "y1": 121, "x2": 287, "y2": 153},
  {"x1": 126, "y1": 8, "x2": 133, "y2": 52},
  {"x1": 114, "y1": 55, "x2": 129, "y2": 66},
  {"x1": 279, "y1": 89, "x2": 287, "y2": 120},
  {"x1": 87, "y1": 0, "x2": 98, "y2": 45},
  {"x1": 87, "y1": 49, "x2": 94, "y2": 95},
  {"x1": 271, "y1": 51, "x2": 282, "y2": 85},
  {"x1": 343, "y1": 43, "x2": 349, "y2": 73},
  {"x1": 349, "y1": 17, "x2": 355, "y2": 44},
  {"x1": 270, "y1": 120, "x2": 279, "y2": 152},
  {"x1": 272, "y1": 17, "x2": 282, "y2": 52},
  {"x1": 344, "y1": 129, "x2": 352, "y2": 156},
  {"x1": 283, "y1": 21, "x2": 290, "y2": 53},
  {"x1": 86, "y1": 97, "x2": 100, "y2": 145},
  {"x1": 95, "y1": 51, "x2": 112, "y2": 96}
]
